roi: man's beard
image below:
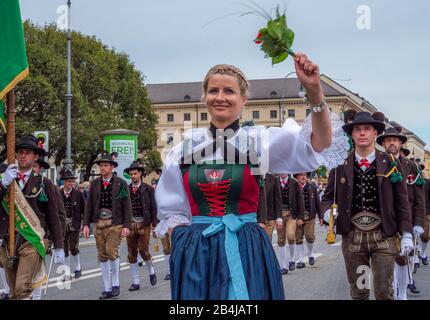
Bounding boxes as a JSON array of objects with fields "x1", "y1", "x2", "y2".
[{"x1": 388, "y1": 145, "x2": 398, "y2": 155}]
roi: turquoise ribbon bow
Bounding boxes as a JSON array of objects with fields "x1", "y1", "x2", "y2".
[{"x1": 192, "y1": 213, "x2": 257, "y2": 300}]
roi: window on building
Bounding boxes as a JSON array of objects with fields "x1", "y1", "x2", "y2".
[
  {"x1": 184, "y1": 113, "x2": 191, "y2": 121},
  {"x1": 167, "y1": 114, "x2": 174, "y2": 122},
  {"x1": 306, "y1": 109, "x2": 311, "y2": 116},
  {"x1": 270, "y1": 110, "x2": 278, "y2": 119},
  {"x1": 252, "y1": 111, "x2": 260, "y2": 119},
  {"x1": 201, "y1": 112, "x2": 208, "y2": 121},
  {"x1": 288, "y1": 109, "x2": 295, "y2": 118}
]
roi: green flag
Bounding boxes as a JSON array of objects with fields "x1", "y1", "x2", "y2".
[{"x1": 0, "y1": 0, "x2": 29, "y2": 100}]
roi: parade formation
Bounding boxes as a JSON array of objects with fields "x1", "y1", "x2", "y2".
[{"x1": 0, "y1": 1, "x2": 429, "y2": 302}]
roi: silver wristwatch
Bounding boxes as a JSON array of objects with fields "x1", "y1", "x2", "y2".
[{"x1": 310, "y1": 100, "x2": 328, "y2": 113}]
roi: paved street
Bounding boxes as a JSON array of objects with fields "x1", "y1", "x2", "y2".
[{"x1": 1, "y1": 224, "x2": 430, "y2": 300}]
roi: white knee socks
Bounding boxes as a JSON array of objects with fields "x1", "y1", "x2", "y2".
[
  {"x1": 130, "y1": 262, "x2": 140, "y2": 285},
  {"x1": 0, "y1": 267, "x2": 10, "y2": 294},
  {"x1": 306, "y1": 242, "x2": 314, "y2": 258},
  {"x1": 277, "y1": 246, "x2": 287, "y2": 269},
  {"x1": 32, "y1": 287, "x2": 42, "y2": 300},
  {"x1": 144, "y1": 259, "x2": 155, "y2": 275},
  {"x1": 110, "y1": 259, "x2": 120, "y2": 287},
  {"x1": 421, "y1": 241, "x2": 428, "y2": 258},
  {"x1": 296, "y1": 244, "x2": 304, "y2": 263},
  {"x1": 72, "y1": 254, "x2": 81, "y2": 271},
  {"x1": 395, "y1": 263, "x2": 409, "y2": 300},
  {"x1": 100, "y1": 261, "x2": 111, "y2": 292},
  {"x1": 288, "y1": 244, "x2": 295, "y2": 263},
  {"x1": 164, "y1": 254, "x2": 171, "y2": 274}
]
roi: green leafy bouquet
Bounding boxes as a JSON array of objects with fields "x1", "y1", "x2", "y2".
[{"x1": 253, "y1": 6, "x2": 296, "y2": 65}]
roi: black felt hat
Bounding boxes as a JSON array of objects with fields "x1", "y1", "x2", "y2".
[
  {"x1": 94, "y1": 151, "x2": 118, "y2": 168},
  {"x1": 124, "y1": 160, "x2": 145, "y2": 175},
  {"x1": 342, "y1": 111, "x2": 386, "y2": 136},
  {"x1": 376, "y1": 126, "x2": 407, "y2": 145},
  {"x1": 60, "y1": 168, "x2": 77, "y2": 180},
  {"x1": 35, "y1": 155, "x2": 50, "y2": 170},
  {"x1": 16, "y1": 135, "x2": 45, "y2": 156}
]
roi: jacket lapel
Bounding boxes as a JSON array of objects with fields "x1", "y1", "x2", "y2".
[
  {"x1": 376, "y1": 151, "x2": 386, "y2": 199},
  {"x1": 345, "y1": 152, "x2": 354, "y2": 195},
  {"x1": 112, "y1": 176, "x2": 120, "y2": 202},
  {"x1": 400, "y1": 157, "x2": 411, "y2": 178},
  {"x1": 94, "y1": 178, "x2": 101, "y2": 208},
  {"x1": 23, "y1": 171, "x2": 37, "y2": 195}
]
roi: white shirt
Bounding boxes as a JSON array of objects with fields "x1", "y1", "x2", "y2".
[
  {"x1": 63, "y1": 188, "x2": 72, "y2": 197},
  {"x1": 354, "y1": 150, "x2": 376, "y2": 164},
  {"x1": 17, "y1": 169, "x2": 32, "y2": 190}
]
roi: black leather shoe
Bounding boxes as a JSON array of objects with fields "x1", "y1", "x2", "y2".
[
  {"x1": 288, "y1": 261, "x2": 295, "y2": 272},
  {"x1": 413, "y1": 262, "x2": 420, "y2": 274},
  {"x1": 0, "y1": 292, "x2": 10, "y2": 300},
  {"x1": 164, "y1": 274, "x2": 171, "y2": 281},
  {"x1": 111, "y1": 286, "x2": 120, "y2": 297},
  {"x1": 296, "y1": 262, "x2": 306, "y2": 269},
  {"x1": 99, "y1": 291, "x2": 112, "y2": 300},
  {"x1": 408, "y1": 282, "x2": 420, "y2": 294},
  {"x1": 421, "y1": 256, "x2": 429, "y2": 265},
  {"x1": 150, "y1": 273, "x2": 157, "y2": 286},
  {"x1": 128, "y1": 284, "x2": 140, "y2": 291},
  {"x1": 280, "y1": 268, "x2": 288, "y2": 275},
  {"x1": 74, "y1": 269, "x2": 81, "y2": 279}
]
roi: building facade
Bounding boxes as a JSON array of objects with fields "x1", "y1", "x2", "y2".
[{"x1": 147, "y1": 75, "x2": 389, "y2": 162}]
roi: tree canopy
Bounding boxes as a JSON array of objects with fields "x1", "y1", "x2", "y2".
[{"x1": 1, "y1": 21, "x2": 161, "y2": 179}]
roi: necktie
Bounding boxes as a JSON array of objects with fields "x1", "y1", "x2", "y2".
[
  {"x1": 132, "y1": 186, "x2": 137, "y2": 193},
  {"x1": 359, "y1": 159, "x2": 370, "y2": 171},
  {"x1": 281, "y1": 179, "x2": 287, "y2": 188},
  {"x1": 18, "y1": 172, "x2": 26, "y2": 182},
  {"x1": 103, "y1": 180, "x2": 109, "y2": 189}
]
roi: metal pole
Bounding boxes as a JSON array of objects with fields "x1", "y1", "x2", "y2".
[
  {"x1": 64, "y1": 0, "x2": 73, "y2": 170},
  {"x1": 282, "y1": 72, "x2": 297, "y2": 124},
  {"x1": 6, "y1": 90, "x2": 16, "y2": 258}
]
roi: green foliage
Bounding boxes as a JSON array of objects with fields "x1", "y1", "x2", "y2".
[
  {"x1": 1, "y1": 21, "x2": 160, "y2": 178},
  {"x1": 254, "y1": 7, "x2": 295, "y2": 65}
]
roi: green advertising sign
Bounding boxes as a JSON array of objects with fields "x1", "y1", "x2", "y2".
[{"x1": 102, "y1": 129, "x2": 139, "y2": 182}]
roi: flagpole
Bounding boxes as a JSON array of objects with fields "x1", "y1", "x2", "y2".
[
  {"x1": 6, "y1": 89, "x2": 16, "y2": 257},
  {"x1": 64, "y1": 0, "x2": 73, "y2": 171}
]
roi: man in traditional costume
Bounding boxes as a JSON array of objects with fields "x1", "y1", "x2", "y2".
[
  {"x1": 321, "y1": 112, "x2": 413, "y2": 300},
  {"x1": 83, "y1": 152, "x2": 132, "y2": 299},
  {"x1": 124, "y1": 161, "x2": 158, "y2": 291},
  {"x1": 0, "y1": 136, "x2": 64, "y2": 299}
]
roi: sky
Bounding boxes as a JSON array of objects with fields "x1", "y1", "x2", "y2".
[{"x1": 19, "y1": 0, "x2": 430, "y2": 146}]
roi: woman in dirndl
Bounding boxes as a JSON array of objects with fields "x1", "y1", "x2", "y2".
[{"x1": 154, "y1": 53, "x2": 349, "y2": 300}]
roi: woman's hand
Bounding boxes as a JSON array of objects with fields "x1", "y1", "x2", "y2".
[{"x1": 294, "y1": 52, "x2": 324, "y2": 105}]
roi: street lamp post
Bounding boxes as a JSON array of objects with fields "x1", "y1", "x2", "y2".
[
  {"x1": 281, "y1": 72, "x2": 305, "y2": 124},
  {"x1": 64, "y1": 0, "x2": 74, "y2": 171}
]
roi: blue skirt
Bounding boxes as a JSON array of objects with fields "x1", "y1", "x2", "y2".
[{"x1": 170, "y1": 222, "x2": 285, "y2": 300}]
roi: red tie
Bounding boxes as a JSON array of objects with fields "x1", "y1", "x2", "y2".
[
  {"x1": 18, "y1": 172, "x2": 26, "y2": 182},
  {"x1": 359, "y1": 159, "x2": 370, "y2": 170},
  {"x1": 103, "y1": 180, "x2": 109, "y2": 189},
  {"x1": 132, "y1": 186, "x2": 137, "y2": 193}
]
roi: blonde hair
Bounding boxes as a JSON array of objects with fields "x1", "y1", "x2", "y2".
[{"x1": 202, "y1": 64, "x2": 249, "y2": 98}]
